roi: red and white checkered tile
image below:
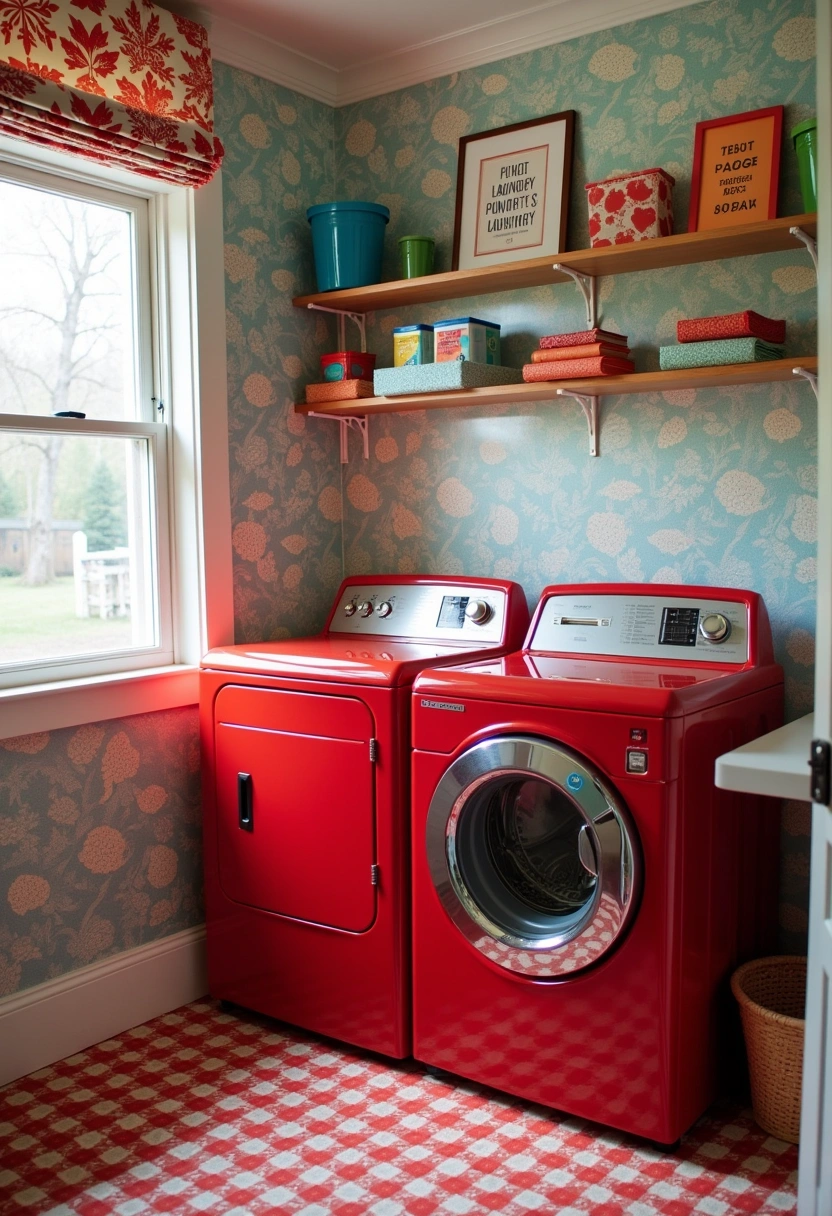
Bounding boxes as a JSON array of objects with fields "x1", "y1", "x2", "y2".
[{"x1": 0, "y1": 1001, "x2": 797, "y2": 1215}]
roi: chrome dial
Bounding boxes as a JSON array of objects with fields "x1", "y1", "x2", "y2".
[
  {"x1": 343, "y1": 601, "x2": 357, "y2": 617},
  {"x1": 376, "y1": 601, "x2": 393, "y2": 618},
  {"x1": 699, "y1": 612, "x2": 731, "y2": 643},
  {"x1": 464, "y1": 599, "x2": 492, "y2": 625},
  {"x1": 358, "y1": 601, "x2": 374, "y2": 618}
]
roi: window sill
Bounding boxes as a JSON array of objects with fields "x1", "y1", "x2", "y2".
[{"x1": 0, "y1": 665, "x2": 199, "y2": 740}]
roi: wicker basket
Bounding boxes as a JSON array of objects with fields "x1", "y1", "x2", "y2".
[{"x1": 731, "y1": 955, "x2": 806, "y2": 1143}]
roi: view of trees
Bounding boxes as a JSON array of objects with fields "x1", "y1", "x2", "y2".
[{"x1": 0, "y1": 180, "x2": 135, "y2": 583}]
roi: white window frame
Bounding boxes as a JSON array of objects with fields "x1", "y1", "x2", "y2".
[{"x1": 0, "y1": 137, "x2": 233, "y2": 737}]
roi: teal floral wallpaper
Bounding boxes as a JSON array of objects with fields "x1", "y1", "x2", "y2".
[
  {"x1": 215, "y1": 64, "x2": 345, "y2": 643},
  {"x1": 0, "y1": 710, "x2": 201, "y2": 996},
  {"x1": 0, "y1": 0, "x2": 818, "y2": 1000},
  {"x1": 329, "y1": 0, "x2": 817, "y2": 949}
]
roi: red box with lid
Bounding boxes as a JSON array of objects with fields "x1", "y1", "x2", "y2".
[{"x1": 585, "y1": 167, "x2": 675, "y2": 247}]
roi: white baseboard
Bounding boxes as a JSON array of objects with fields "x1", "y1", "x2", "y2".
[{"x1": 0, "y1": 925, "x2": 207, "y2": 1087}]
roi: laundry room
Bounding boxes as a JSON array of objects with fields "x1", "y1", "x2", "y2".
[{"x1": 0, "y1": 0, "x2": 827, "y2": 1211}]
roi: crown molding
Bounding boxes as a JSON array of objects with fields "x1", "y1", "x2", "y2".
[
  {"x1": 209, "y1": 15, "x2": 339, "y2": 106},
  {"x1": 208, "y1": 0, "x2": 699, "y2": 108}
]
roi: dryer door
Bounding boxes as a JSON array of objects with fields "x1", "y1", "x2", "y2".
[
  {"x1": 214, "y1": 686, "x2": 376, "y2": 933},
  {"x1": 426, "y1": 736, "x2": 640, "y2": 977}
]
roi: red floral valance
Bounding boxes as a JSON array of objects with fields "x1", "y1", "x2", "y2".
[{"x1": 0, "y1": 0, "x2": 223, "y2": 187}]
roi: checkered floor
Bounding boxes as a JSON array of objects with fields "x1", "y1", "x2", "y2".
[{"x1": 1, "y1": 1000, "x2": 798, "y2": 1215}]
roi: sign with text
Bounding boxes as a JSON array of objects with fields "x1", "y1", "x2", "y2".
[
  {"x1": 474, "y1": 144, "x2": 549, "y2": 257},
  {"x1": 689, "y1": 106, "x2": 783, "y2": 231},
  {"x1": 453, "y1": 112, "x2": 574, "y2": 271}
]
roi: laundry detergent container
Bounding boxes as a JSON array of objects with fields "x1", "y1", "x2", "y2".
[{"x1": 307, "y1": 201, "x2": 390, "y2": 291}]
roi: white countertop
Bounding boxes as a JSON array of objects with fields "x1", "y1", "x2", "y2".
[{"x1": 714, "y1": 713, "x2": 813, "y2": 802}]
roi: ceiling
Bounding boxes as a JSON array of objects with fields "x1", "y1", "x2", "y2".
[{"x1": 162, "y1": 0, "x2": 700, "y2": 105}]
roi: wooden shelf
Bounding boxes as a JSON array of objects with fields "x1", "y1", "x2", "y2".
[
  {"x1": 296, "y1": 357, "x2": 818, "y2": 418},
  {"x1": 293, "y1": 214, "x2": 817, "y2": 314}
]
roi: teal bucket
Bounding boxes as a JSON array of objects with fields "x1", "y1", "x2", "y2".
[{"x1": 307, "y1": 201, "x2": 390, "y2": 291}]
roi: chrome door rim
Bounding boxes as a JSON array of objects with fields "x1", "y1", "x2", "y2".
[{"x1": 426, "y1": 735, "x2": 641, "y2": 978}]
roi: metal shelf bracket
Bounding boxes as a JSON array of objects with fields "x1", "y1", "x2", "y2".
[
  {"x1": 793, "y1": 366, "x2": 818, "y2": 399},
  {"x1": 789, "y1": 225, "x2": 818, "y2": 273},
  {"x1": 552, "y1": 264, "x2": 597, "y2": 329},
  {"x1": 306, "y1": 303, "x2": 367, "y2": 352},
  {"x1": 307, "y1": 412, "x2": 369, "y2": 463},
  {"x1": 556, "y1": 389, "x2": 599, "y2": 456}
]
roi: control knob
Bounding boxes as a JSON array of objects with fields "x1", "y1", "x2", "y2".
[
  {"x1": 377, "y1": 601, "x2": 393, "y2": 618},
  {"x1": 358, "y1": 601, "x2": 374, "y2": 618},
  {"x1": 699, "y1": 612, "x2": 731, "y2": 643},
  {"x1": 465, "y1": 599, "x2": 492, "y2": 625},
  {"x1": 343, "y1": 601, "x2": 357, "y2": 617}
]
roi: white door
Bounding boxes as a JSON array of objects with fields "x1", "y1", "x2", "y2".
[{"x1": 797, "y1": 0, "x2": 832, "y2": 1207}]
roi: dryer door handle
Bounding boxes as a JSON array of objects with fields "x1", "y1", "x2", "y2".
[{"x1": 238, "y1": 772, "x2": 254, "y2": 832}]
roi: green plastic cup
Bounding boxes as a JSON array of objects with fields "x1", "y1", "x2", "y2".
[
  {"x1": 398, "y1": 235, "x2": 435, "y2": 279},
  {"x1": 791, "y1": 118, "x2": 817, "y2": 213}
]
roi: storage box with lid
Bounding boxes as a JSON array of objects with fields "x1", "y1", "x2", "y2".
[
  {"x1": 585, "y1": 168, "x2": 675, "y2": 247},
  {"x1": 393, "y1": 325, "x2": 433, "y2": 367},
  {"x1": 434, "y1": 317, "x2": 501, "y2": 364}
]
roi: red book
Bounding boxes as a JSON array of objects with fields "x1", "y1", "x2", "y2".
[
  {"x1": 539, "y1": 328, "x2": 628, "y2": 349},
  {"x1": 677, "y1": 311, "x2": 785, "y2": 344},
  {"x1": 522, "y1": 356, "x2": 635, "y2": 382},
  {"x1": 530, "y1": 342, "x2": 630, "y2": 362}
]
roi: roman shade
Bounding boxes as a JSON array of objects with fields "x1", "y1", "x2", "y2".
[{"x1": 0, "y1": 0, "x2": 223, "y2": 187}]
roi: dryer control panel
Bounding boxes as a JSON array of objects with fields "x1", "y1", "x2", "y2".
[
  {"x1": 529, "y1": 592, "x2": 749, "y2": 663},
  {"x1": 329, "y1": 582, "x2": 507, "y2": 645}
]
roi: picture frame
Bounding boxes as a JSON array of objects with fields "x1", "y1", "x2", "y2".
[
  {"x1": 451, "y1": 110, "x2": 575, "y2": 271},
  {"x1": 688, "y1": 105, "x2": 783, "y2": 232}
]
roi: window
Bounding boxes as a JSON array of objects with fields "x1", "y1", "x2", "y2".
[{"x1": 0, "y1": 162, "x2": 173, "y2": 687}]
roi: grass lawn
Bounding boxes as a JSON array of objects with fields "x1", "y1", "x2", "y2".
[{"x1": 0, "y1": 575, "x2": 132, "y2": 663}]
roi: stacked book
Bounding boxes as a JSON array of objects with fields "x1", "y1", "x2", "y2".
[
  {"x1": 522, "y1": 328, "x2": 634, "y2": 382},
  {"x1": 659, "y1": 311, "x2": 786, "y2": 371}
]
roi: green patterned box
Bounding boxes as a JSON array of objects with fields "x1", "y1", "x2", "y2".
[
  {"x1": 373, "y1": 362, "x2": 523, "y2": 397},
  {"x1": 659, "y1": 337, "x2": 785, "y2": 371}
]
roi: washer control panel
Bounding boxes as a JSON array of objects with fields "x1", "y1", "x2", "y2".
[
  {"x1": 530, "y1": 593, "x2": 749, "y2": 663},
  {"x1": 329, "y1": 583, "x2": 506, "y2": 644}
]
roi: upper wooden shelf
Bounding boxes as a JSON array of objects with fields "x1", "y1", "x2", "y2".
[
  {"x1": 296, "y1": 357, "x2": 818, "y2": 418},
  {"x1": 292, "y1": 214, "x2": 817, "y2": 314}
]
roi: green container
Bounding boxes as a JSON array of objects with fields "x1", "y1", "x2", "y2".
[
  {"x1": 398, "y1": 235, "x2": 435, "y2": 279},
  {"x1": 791, "y1": 118, "x2": 817, "y2": 213}
]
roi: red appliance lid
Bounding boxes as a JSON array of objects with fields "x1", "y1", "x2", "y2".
[
  {"x1": 202, "y1": 637, "x2": 519, "y2": 688},
  {"x1": 413, "y1": 651, "x2": 781, "y2": 716}
]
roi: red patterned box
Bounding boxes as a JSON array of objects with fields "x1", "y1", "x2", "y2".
[{"x1": 585, "y1": 168, "x2": 675, "y2": 247}]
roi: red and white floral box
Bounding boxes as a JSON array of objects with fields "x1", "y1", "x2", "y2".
[{"x1": 585, "y1": 168, "x2": 675, "y2": 247}]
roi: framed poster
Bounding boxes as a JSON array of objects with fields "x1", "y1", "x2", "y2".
[
  {"x1": 452, "y1": 111, "x2": 575, "y2": 271},
  {"x1": 688, "y1": 105, "x2": 783, "y2": 231}
]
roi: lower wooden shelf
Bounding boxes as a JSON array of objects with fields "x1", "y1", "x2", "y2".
[{"x1": 296, "y1": 357, "x2": 818, "y2": 418}]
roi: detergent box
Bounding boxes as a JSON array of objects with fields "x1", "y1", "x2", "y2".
[
  {"x1": 393, "y1": 324, "x2": 433, "y2": 367},
  {"x1": 434, "y1": 317, "x2": 501, "y2": 364}
]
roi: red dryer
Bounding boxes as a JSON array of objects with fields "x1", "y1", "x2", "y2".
[
  {"x1": 411, "y1": 583, "x2": 784, "y2": 1142},
  {"x1": 200, "y1": 575, "x2": 529, "y2": 1059}
]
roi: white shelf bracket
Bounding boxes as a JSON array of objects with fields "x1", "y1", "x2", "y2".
[
  {"x1": 556, "y1": 389, "x2": 599, "y2": 456},
  {"x1": 789, "y1": 225, "x2": 818, "y2": 273},
  {"x1": 307, "y1": 412, "x2": 369, "y2": 463},
  {"x1": 552, "y1": 264, "x2": 597, "y2": 329},
  {"x1": 793, "y1": 366, "x2": 819, "y2": 399},
  {"x1": 306, "y1": 303, "x2": 367, "y2": 352}
]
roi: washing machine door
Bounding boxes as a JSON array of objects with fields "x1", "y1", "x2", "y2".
[{"x1": 426, "y1": 735, "x2": 640, "y2": 977}]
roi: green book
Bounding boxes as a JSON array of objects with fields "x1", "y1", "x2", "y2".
[{"x1": 659, "y1": 337, "x2": 784, "y2": 371}]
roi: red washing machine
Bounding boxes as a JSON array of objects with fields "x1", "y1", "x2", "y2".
[
  {"x1": 411, "y1": 583, "x2": 784, "y2": 1142},
  {"x1": 200, "y1": 576, "x2": 529, "y2": 1059}
]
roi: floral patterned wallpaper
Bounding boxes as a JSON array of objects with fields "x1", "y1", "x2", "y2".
[
  {"x1": 0, "y1": 710, "x2": 201, "y2": 996},
  {"x1": 0, "y1": 0, "x2": 818, "y2": 999},
  {"x1": 330, "y1": 0, "x2": 817, "y2": 950},
  {"x1": 215, "y1": 64, "x2": 345, "y2": 643}
]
